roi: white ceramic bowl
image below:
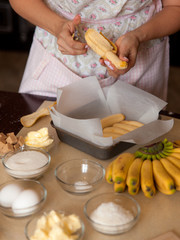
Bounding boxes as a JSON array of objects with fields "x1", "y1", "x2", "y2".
[
  {"x1": 84, "y1": 192, "x2": 140, "y2": 235},
  {"x1": 55, "y1": 159, "x2": 105, "y2": 194},
  {"x1": 2, "y1": 145, "x2": 51, "y2": 179},
  {"x1": 25, "y1": 210, "x2": 85, "y2": 240},
  {"x1": 0, "y1": 179, "x2": 47, "y2": 218}
]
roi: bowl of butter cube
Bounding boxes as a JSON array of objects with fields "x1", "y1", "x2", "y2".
[
  {"x1": 25, "y1": 210, "x2": 85, "y2": 240},
  {"x1": 24, "y1": 127, "x2": 54, "y2": 152}
]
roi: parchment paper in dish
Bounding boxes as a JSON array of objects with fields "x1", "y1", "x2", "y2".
[{"x1": 50, "y1": 77, "x2": 173, "y2": 147}]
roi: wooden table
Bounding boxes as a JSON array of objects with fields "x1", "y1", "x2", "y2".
[{"x1": 0, "y1": 91, "x2": 180, "y2": 240}]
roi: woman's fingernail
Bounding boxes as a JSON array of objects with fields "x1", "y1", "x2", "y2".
[
  {"x1": 85, "y1": 45, "x2": 88, "y2": 49},
  {"x1": 104, "y1": 60, "x2": 114, "y2": 70},
  {"x1": 123, "y1": 57, "x2": 129, "y2": 62}
]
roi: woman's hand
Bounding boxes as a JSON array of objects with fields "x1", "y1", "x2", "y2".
[
  {"x1": 57, "y1": 15, "x2": 88, "y2": 55},
  {"x1": 9, "y1": 1, "x2": 87, "y2": 56},
  {"x1": 100, "y1": 0, "x2": 180, "y2": 78},
  {"x1": 100, "y1": 31, "x2": 140, "y2": 78}
]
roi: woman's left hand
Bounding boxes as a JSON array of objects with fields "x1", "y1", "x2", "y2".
[{"x1": 100, "y1": 31, "x2": 140, "y2": 78}]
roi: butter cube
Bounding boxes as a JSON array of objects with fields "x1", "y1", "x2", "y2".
[
  {"x1": 48, "y1": 210, "x2": 64, "y2": 228},
  {"x1": 63, "y1": 214, "x2": 81, "y2": 234},
  {"x1": 49, "y1": 225, "x2": 74, "y2": 240},
  {"x1": 30, "y1": 228, "x2": 49, "y2": 240},
  {"x1": 36, "y1": 215, "x2": 49, "y2": 230}
]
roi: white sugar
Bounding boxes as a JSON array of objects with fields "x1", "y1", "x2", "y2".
[
  {"x1": 6, "y1": 151, "x2": 48, "y2": 171},
  {"x1": 90, "y1": 202, "x2": 134, "y2": 226}
]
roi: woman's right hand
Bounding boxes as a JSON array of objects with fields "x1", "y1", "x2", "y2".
[
  {"x1": 57, "y1": 15, "x2": 88, "y2": 55},
  {"x1": 9, "y1": 1, "x2": 87, "y2": 55}
]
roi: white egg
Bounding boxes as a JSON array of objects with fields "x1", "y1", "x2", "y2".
[
  {"x1": 12, "y1": 189, "x2": 40, "y2": 215},
  {"x1": 0, "y1": 183, "x2": 23, "y2": 207}
]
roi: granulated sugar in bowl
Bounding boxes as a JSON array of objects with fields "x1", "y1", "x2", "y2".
[
  {"x1": 2, "y1": 146, "x2": 51, "y2": 179},
  {"x1": 84, "y1": 192, "x2": 140, "y2": 235}
]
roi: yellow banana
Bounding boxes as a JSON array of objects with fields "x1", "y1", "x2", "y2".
[
  {"x1": 160, "y1": 158, "x2": 180, "y2": 189},
  {"x1": 171, "y1": 148, "x2": 180, "y2": 153},
  {"x1": 173, "y1": 141, "x2": 180, "y2": 148},
  {"x1": 114, "y1": 181, "x2": 126, "y2": 193},
  {"x1": 121, "y1": 120, "x2": 144, "y2": 127},
  {"x1": 126, "y1": 158, "x2": 143, "y2": 187},
  {"x1": 101, "y1": 113, "x2": 125, "y2": 129},
  {"x1": 128, "y1": 185, "x2": 140, "y2": 196},
  {"x1": 85, "y1": 29, "x2": 128, "y2": 70},
  {"x1": 141, "y1": 160, "x2": 156, "y2": 198},
  {"x1": 105, "y1": 161, "x2": 114, "y2": 184},
  {"x1": 112, "y1": 153, "x2": 135, "y2": 183},
  {"x1": 170, "y1": 152, "x2": 180, "y2": 161},
  {"x1": 152, "y1": 159, "x2": 176, "y2": 195},
  {"x1": 166, "y1": 156, "x2": 180, "y2": 169},
  {"x1": 113, "y1": 123, "x2": 138, "y2": 131},
  {"x1": 156, "y1": 185, "x2": 176, "y2": 195},
  {"x1": 103, "y1": 127, "x2": 128, "y2": 135}
]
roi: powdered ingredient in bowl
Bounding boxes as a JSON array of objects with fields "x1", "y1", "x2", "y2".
[
  {"x1": 90, "y1": 202, "x2": 134, "y2": 226},
  {"x1": 74, "y1": 181, "x2": 92, "y2": 191},
  {"x1": 5, "y1": 151, "x2": 48, "y2": 172},
  {"x1": 4, "y1": 150, "x2": 49, "y2": 179}
]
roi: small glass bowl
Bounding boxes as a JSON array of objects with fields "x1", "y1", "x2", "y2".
[
  {"x1": 0, "y1": 179, "x2": 47, "y2": 218},
  {"x1": 55, "y1": 159, "x2": 105, "y2": 194},
  {"x1": 2, "y1": 145, "x2": 51, "y2": 179},
  {"x1": 84, "y1": 193, "x2": 140, "y2": 235},
  {"x1": 25, "y1": 210, "x2": 85, "y2": 240}
]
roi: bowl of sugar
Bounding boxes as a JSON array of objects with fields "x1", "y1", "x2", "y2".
[
  {"x1": 0, "y1": 179, "x2": 47, "y2": 217},
  {"x1": 84, "y1": 192, "x2": 140, "y2": 235},
  {"x1": 2, "y1": 145, "x2": 51, "y2": 179},
  {"x1": 55, "y1": 159, "x2": 105, "y2": 194}
]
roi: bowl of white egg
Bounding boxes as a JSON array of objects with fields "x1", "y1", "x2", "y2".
[{"x1": 0, "y1": 179, "x2": 47, "y2": 217}]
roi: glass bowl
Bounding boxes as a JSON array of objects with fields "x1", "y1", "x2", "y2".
[
  {"x1": 0, "y1": 179, "x2": 47, "y2": 218},
  {"x1": 84, "y1": 192, "x2": 140, "y2": 235},
  {"x1": 2, "y1": 145, "x2": 51, "y2": 179},
  {"x1": 25, "y1": 210, "x2": 85, "y2": 240},
  {"x1": 55, "y1": 159, "x2": 105, "y2": 194}
]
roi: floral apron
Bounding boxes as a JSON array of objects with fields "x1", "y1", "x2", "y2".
[{"x1": 19, "y1": 0, "x2": 169, "y2": 100}]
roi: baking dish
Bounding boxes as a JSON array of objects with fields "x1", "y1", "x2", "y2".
[{"x1": 51, "y1": 121, "x2": 134, "y2": 160}]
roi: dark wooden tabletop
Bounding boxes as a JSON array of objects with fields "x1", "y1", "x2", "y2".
[
  {"x1": 0, "y1": 91, "x2": 56, "y2": 135},
  {"x1": 0, "y1": 91, "x2": 180, "y2": 135}
]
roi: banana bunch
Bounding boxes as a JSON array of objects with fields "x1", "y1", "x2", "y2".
[
  {"x1": 101, "y1": 113, "x2": 144, "y2": 139},
  {"x1": 85, "y1": 29, "x2": 128, "y2": 70},
  {"x1": 105, "y1": 138, "x2": 180, "y2": 198}
]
